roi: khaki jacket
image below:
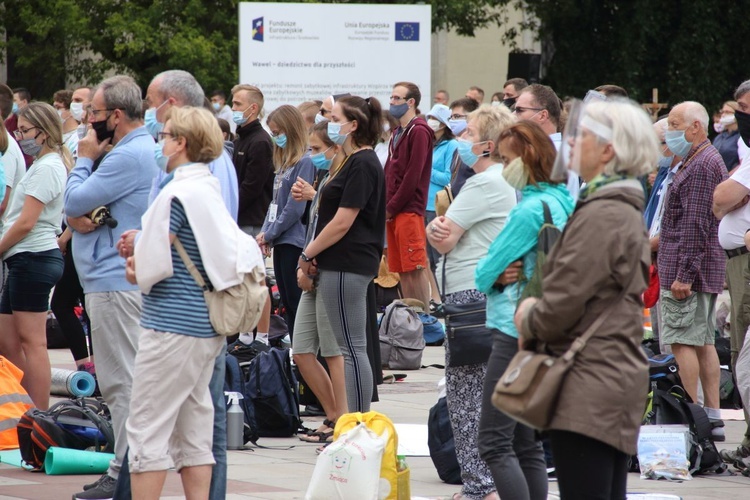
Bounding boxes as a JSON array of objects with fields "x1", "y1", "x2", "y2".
[{"x1": 522, "y1": 179, "x2": 650, "y2": 455}]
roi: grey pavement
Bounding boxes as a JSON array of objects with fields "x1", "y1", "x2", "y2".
[{"x1": 0, "y1": 345, "x2": 748, "y2": 499}]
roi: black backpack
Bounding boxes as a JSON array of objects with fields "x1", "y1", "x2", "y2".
[
  {"x1": 427, "y1": 397, "x2": 462, "y2": 485},
  {"x1": 643, "y1": 387, "x2": 726, "y2": 475},
  {"x1": 17, "y1": 398, "x2": 113, "y2": 471}
]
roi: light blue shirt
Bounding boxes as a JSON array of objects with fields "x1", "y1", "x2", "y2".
[
  {"x1": 65, "y1": 127, "x2": 159, "y2": 293},
  {"x1": 427, "y1": 138, "x2": 458, "y2": 211},
  {"x1": 475, "y1": 183, "x2": 574, "y2": 338}
]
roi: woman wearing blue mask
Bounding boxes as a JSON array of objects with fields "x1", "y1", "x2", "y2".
[
  {"x1": 257, "y1": 105, "x2": 316, "y2": 340},
  {"x1": 298, "y1": 95, "x2": 386, "y2": 413},
  {"x1": 426, "y1": 104, "x2": 518, "y2": 500},
  {"x1": 290, "y1": 121, "x2": 348, "y2": 446}
]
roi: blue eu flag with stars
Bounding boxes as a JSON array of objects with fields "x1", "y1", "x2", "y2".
[{"x1": 395, "y1": 22, "x2": 419, "y2": 41}]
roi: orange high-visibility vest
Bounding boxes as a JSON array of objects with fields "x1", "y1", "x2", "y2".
[{"x1": 0, "y1": 357, "x2": 33, "y2": 450}]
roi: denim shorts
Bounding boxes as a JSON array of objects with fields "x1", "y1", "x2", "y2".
[{"x1": 0, "y1": 249, "x2": 64, "y2": 313}]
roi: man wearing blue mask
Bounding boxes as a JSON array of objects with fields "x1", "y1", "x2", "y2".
[
  {"x1": 113, "y1": 69, "x2": 240, "y2": 500},
  {"x1": 658, "y1": 101, "x2": 728, "y2": 442},
  {"x1": 210, "y1": 89, "x2": 235, "y2": 134}
]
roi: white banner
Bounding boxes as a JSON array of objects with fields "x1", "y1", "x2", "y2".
[{"x1": 239, "y1": 2, "x2": 432, "y2": 114}]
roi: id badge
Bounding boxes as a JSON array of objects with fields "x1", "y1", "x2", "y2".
[{"x1": 268, "y1": 203, "x2": 278, "y2": 222}]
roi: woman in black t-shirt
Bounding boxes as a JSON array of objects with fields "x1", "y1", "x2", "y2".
[{"x1": 298, "y1": 96, "x2": 386, "y2": 412}]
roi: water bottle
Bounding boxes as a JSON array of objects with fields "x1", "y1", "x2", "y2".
[{"x1": 225, "y1": 392, "x2": 245, "y2": 450}]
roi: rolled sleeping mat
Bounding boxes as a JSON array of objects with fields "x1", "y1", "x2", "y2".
[
  {"x1": 44, "y1": 447, "x2": 114, "y2": 475},
  {"x1": 50, "y1": 368, "x2": 96, "y2": 398}
]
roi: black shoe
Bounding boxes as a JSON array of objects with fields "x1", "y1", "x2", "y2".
[
  {"x1": 429, "y1": 300, "x2": 445, "y2": 318},
  {"x1": 300, "y1": 403, "x2": 326, "y2": 417},
  {"x1": 227, "y1": 338, "x2": 269, "y2": 364},
  {"x1": 73, "y1": 474, "x2": 116, "y2": 499},
  {"x1": 81, "y1": 473, "x2": 108, "y2": 491}
]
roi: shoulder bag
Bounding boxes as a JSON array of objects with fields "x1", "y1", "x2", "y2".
[
  {"x1": 174, "y1": 237, "x2": 268, "y2": 336},
  {"x1": 492, "y1": 265, "x2": 639, "y2": 430},
  {"x1": 441, "y1": 255, "x2": 492, "y2": 367}
]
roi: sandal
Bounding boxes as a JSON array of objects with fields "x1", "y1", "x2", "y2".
[
  {"x1": 299, "y1": 429, "x2": 334, "y2": 443},
  {"x1": 315, "y1": 441, "x2": 332, "y2": 455}
]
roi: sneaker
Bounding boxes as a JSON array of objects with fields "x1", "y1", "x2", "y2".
[
  {"x1": 227, "y1": 338, "x2": 269, "y2": 364},
  {"x1": 429, "y1": 300, "x2": 445, "y2": 318},
  {"x1": 710, "y1": 418, "x2": 726, "y2": 442},
  {"x1": 82, "y1": 473, "x2": 108, "y2": 491},
  {"x1": 720, "y1": 444, "x2": 750, "y2": 464},
  {"x1": 73, "y1": 473, "x2": 116, "y2": 499}
]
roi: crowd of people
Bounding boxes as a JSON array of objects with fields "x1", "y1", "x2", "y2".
[{"x1": 2, "y1": 70, "x2": 750, "y2": 500}]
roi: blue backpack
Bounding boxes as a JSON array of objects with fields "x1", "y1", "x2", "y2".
[
  {"x1": 419, "y1": 313, "x2": 445, "y2": 346},
  {"x1": 224, "y1": 347, "x2": 300, "y2": 443}
]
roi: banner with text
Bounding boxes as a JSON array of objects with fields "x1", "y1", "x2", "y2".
[{"x1": 239, "y1": 2, "x2": 432, "y2": 114}]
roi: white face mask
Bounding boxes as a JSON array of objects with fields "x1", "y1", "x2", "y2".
[
  {"x1": 719, "y1": 114, "x2": 736, "y2": 126},
  {"x1": 427, "y1": 118, "x2": 442, "y2": 132},
  {"x1": 502, "y1": 157, "x2": 529, "y2": 190},
  {"x1": 70, "y1": 102, "x2": 84, "y2": 122}
]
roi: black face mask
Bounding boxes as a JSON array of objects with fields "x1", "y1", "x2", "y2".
[
  {"x1": 735, "y1": 109, "x2": 750, "y2": 147},
  {"x1": 91, "y1": 116, "x2": 115, "y2": 143},
  {"x1": 502, "y1": 97, "x2": 517, "y2": 109}
]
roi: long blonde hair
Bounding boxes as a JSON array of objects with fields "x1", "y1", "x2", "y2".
[
  {"x1": 19, "y1": 102, "x2": 74, "y2": 171},
  {"x1": 267, "y1": 105, "x2": 307, "y2": 172}
]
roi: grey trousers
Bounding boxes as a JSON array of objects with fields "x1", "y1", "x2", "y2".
[{"x1": 85, "y1": 290, "x2": 142, "y2": 479}]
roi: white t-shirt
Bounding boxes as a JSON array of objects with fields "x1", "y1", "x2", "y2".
[
  {"x1": 2, "y1": 152, "x2": 66, "y2": 258},
  {"x1": 437, "y1": 163, "x2": 516, "y2": 293},
  {"x1": 720, "y1": 149, "x2": 750, "y2": 249},
  {"x1": 0, "y1": 132, "x2": 27, "y2": 233}
]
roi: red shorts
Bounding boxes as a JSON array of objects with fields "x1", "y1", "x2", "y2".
[{"x1": 386, "y1": 213, "x2": 428, "y2": 273}]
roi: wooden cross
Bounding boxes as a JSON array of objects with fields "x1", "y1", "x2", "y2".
[{"x1": 642, "y1": 88, "x2": 668, "y2": 122}]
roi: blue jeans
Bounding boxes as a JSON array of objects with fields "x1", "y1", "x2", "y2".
[{"x1": 113, "y1": 353, "x2": 227, "y2": 499}]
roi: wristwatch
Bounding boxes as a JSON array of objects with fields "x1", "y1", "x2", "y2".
[{"x1": 300, "y1": 252, "x2": 314, "y2": 263}]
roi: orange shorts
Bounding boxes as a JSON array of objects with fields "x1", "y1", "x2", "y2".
[{"x1": 386, "y1": 213, "x2": 428, "y2": 273}]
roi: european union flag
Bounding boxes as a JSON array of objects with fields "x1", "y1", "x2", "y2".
[
  {"x1": 252, "y1": 17, "x2": 264, "y2": 42},
  {"x1": 395, "y1": 22, "x2": 419, "y2": 41}
]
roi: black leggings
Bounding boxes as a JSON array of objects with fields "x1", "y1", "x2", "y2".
[
  {"x1": 273, "y1": 244, "x2": 303, "y2": 340},
  {"x1": 50, "y1": 241, "x2": 91, "y2": 362},
  {"x1": 548, "y1": 430, "x2": 628, "y2": 500}
]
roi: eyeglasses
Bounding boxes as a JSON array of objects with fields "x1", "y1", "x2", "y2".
[
  {"x1": 390, "y1": 96, "x2": 409, "y2": 103},
  {"x1": 157, "y1": 132, "x2": 175, "y2": 142},
  {"x1": 449, "y1": 114, "x2": 467, "y2": 120},
  {"x1": 13, "y1": 126, "x2": 39, "y2": 139},
  {"x1": 511, "y1": 106, "x2": 544, "y2": 115}
]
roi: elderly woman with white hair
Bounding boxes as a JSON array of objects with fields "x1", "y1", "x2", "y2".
[{"x1": 514, "y1": 99, "x2": 659, "y2": 499}]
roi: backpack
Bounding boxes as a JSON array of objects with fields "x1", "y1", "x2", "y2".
[
  {"x1": 17, "y1": 398, "x2": 114, "y2": 471},
  {"x1": 518, "y1": 201, "x2": 561, "y2": 302},
  {"x1": 333, "y1": 411, "x2": 410, "y2": 500},
  {"x1": 419, "y1": 313, "x2": 445, "y2": 347},
  {"x1": 224, "y1": 353, "x2": 258, "y2": 445},
  {"x1": 427, "y1": 397, "x2": 462, "y2": 485},
  {"x1": 648, "y1": 353, "x2": 683, "y2": 392},
  {"x1": 379, "y1": 300, "x2": 425, "y2": 370},
  {"x1": 244, "y1": 348, "x2": 300, "y2": 438},
  {"x1": 641, "y1": 387, "x2": 725, "y2": 475}
]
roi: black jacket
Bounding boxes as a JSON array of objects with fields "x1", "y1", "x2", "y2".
[{"x1": 233, "y1": 119, "x2": 274, "y2": 227}]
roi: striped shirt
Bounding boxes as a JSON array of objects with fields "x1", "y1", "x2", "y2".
[{"x1": 140, "y1": 199, "x2": 216, "y2": 337}]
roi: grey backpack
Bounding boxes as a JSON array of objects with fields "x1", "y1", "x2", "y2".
[{"x1": 379, "y1": 300, "x2": 425, "y2": 370}]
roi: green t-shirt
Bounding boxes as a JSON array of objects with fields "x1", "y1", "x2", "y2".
[
  {"x1": 2, "y1": 152, "x2": 66, "y2": 258},
  {"x1": 437, "y1": 163, "x2": 517, "y2": 294}
]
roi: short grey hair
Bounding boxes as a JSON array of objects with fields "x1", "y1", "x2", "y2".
[
  {"x1": 679, "y1": 101, "x2": 709, "y2": 132},
  {"x1": 96, "y1": 75, "x2": 143, "y2": 120},
  {"x1": 155, "y1": 70, "x2": 204, "y2": 107},
  {"x1": 735, "y1": 80, "x2": 750, "y2": 101},
  {"x1": 584, "y1": 99, "x2": 660, "y2": 177}
]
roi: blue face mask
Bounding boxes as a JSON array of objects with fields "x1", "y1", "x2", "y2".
[
  {"x1": 233, "y1": 104, "x2": 254, "y2": 126},
  {"x1": 327, "y1": 121, "x2": 350, "y2": 145},
  {"x1": 154, "y1": 141, "x2": 173, "y2": 172},
  {"x1": 390, "y1": 103, "x2": 409, "y2": 119},
  {"x1": 665, "y1": 129, "x2": 692, "y2": 158},
  {"x1": 212, "y1": 102, "x2": 221, "y2": 112},
  {"x1": 311, "y1": 147, "x2": 334, "y2": 170},
  {"x1": 273, "y1": 133, "x2": 287, "y2": 148},
  {"x1": 457, "y1": 138, "x2": 487, "y2": 168},
  {"x1": 144, "y1": 100, "x2": 168, "y2": 139},
  {"x1": 314, "y1": 113, "x2": 326, "y2": 125},
  {"x1": 448, "y1": 118, "x2": 467, "y2": 136},
  {"x1": 12, "y1": 103, "x2": 19, "y2": 115}
]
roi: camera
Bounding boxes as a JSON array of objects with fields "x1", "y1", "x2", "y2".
[{"x1": 90, "y1": 206, "x2": 118, "y2": 229}]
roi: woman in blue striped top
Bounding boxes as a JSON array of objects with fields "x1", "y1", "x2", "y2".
[{"x1": 125, "y1": 106, "x2": 243, "y2": 500}]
